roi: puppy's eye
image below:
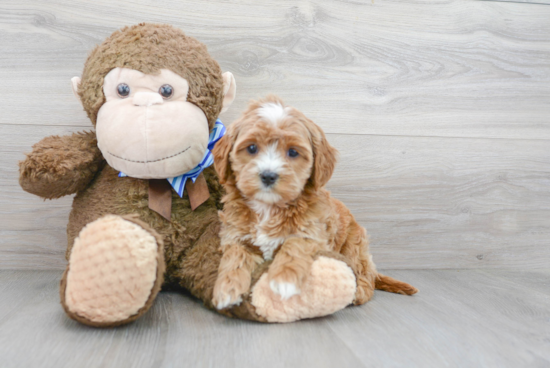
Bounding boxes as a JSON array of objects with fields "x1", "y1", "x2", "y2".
[
  {"x1": 288, "y1": 148, "x2": 299, "y2": 158},
  {"x1": 159, "y1": 84, "x2": 173, "y2": 99},
  {"x1": 247, "y1": 144, "x2": 258, "y2": 154},
  {"x1": 117, "y1": 83, "x2": 130, "y2": 98}
]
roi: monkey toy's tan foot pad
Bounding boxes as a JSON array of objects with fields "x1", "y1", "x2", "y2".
[
  {"x1": 251, "y1": 256, "x2": 356, "y2": 323},
  {"x1": 60, "y1": 215, "x2": 165, "y2": 327}
]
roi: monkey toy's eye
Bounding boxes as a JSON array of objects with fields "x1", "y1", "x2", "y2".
[
  {"x1": 288, "y1": 148, "x2": 299, "y2": 158},
  {"x1": 116, "y1": 83, "x2": 130, "y2": 98},
  {"x1": 247, "y1": 144, "x2": 258, "y2": 154},
  {"x1": 159, "y1": 84, "x2": 173, "y2": 99}
]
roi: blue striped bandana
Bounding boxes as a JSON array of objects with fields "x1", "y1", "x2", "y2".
[{"x1": 119, "y1": 119, "x2": 226, "y2": 196}]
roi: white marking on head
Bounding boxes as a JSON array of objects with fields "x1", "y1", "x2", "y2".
[
  {"x1": 257, "y1": 102, "x2": 287, "y2": 125},
  {"x1": 256, "y1": 143, "x2": 284, "y2": 174},
  {"x1": 253, "y1": 144, "x2": 284, "y2": 203}
]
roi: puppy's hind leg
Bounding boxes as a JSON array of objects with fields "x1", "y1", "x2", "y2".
[
  {"x1": 341, "y1": 221, "x2": 418, "y2": 304},
  {"x1": 339, "y1": 221, "x2": 377, "y2": 305}
]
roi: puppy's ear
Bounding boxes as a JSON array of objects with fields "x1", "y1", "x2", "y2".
[
  {"x1": 307, "y1": 120, "x2": 338, "y2": 190},
  {"x1": 212, "y1": 134, "x2": 233, "y2": 184}
]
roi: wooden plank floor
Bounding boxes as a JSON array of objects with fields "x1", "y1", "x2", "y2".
[{"x1": 0, "y1": 269, "x2": 549, "y2": 368}]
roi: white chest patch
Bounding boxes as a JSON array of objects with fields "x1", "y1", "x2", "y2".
[
  {"x1": 254, "y1": 233, "x2": 285, "y2": 260},
  {"x1": 248, "y1": 200, "x2": 272, "y2": 222},
  {"x1": 247, "y1": 200, "x2": 285, "y2": 260}
]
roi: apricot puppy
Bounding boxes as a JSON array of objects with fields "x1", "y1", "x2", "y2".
[{"x1": 212, "y1": 95, "x2": 417, "y2": 310}]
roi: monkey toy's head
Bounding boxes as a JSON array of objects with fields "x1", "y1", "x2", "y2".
[{"x1": 72, "y1": 23, "x2": 236, "y2": 179}]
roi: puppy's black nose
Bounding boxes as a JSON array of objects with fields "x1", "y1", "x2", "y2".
[{"x1": 260, "y1": 171, "x2": 279, "y2": 187}]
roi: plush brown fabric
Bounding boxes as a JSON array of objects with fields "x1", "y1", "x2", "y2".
[
  {"x1": 148, "y1": 179, "x2": 173, "y2": 221},
  {"x1": 60, "y1": 148, "x2": 268, "y2": 323},
  {"x1": 59, "y1": 214, "x2": 166, "y2": 328},
  {"x1": 19, "y1": 132, "x2": 104, "y2": 199},
  {"x1": 65, "y1": 155, "x2": 224, "y2": 279},
  {"x1": 78, "y1": 23, "x2": 224, "y2": 129},
  {"x1": 18, "y1": 129, "x2": 234, "y2": 324},
  {"x1": 53, "y1": 149, "x2": 234, "y2": 323},
  {"x1": 16, "y1": 22, "x2": 240, "y2": 325}
]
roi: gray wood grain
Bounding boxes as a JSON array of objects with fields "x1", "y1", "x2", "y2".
[
  {"x1": 329, "y1": 134, "x2": 550, "y2": 269},
  {"x1": 326, "y1": 268, "x2": 550, "y2": 367},
  {"x1": 0, "y1": 269, "x2": 548, "y2": 368},
  {"x1": 1, "y1": 0, "x2": 550, "y2": 270},
  {"x1": 1, "y1": 0, "x2": 549, "y2": 139},
  {"x1": 481, "y1": 0, "x2": 550, "y2": 5}
]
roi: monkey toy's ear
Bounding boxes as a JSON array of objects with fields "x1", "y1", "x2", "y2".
[
  {"x1": 71, "y1": 77, "x2": 82, "y2": 105},
  {"x1": 221, "y1": 72, "x2": 236, "y2": 114}
]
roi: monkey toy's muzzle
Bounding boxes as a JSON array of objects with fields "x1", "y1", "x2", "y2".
[{"x1": 96, "y1": 93, "x2": 209, "y2": 179}]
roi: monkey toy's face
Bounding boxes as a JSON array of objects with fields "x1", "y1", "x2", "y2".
[
  {"x1": 97, "y1": 67, "x2": 210, "y2": 179},
  {"x1": 72, "y1": 67, "x2": 236, "y2": 179}
]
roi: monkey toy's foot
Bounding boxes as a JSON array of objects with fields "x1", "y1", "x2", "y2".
[
  {"x1": 249, "y1": 253, "x2": 357, "y2": 323},
  {"x1": 60, "y1": 215, "x2": 165, "y2": 327}
]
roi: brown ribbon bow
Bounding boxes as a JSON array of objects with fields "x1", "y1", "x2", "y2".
[{"x1": 148, "y1": 173, "x2": 210, "y2": 221}]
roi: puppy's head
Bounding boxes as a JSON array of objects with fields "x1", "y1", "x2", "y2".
[{"x1": 213, "y1": 95, "x2": 338, "y2": 205}]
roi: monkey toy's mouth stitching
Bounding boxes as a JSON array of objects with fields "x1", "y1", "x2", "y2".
[{"x1": 107, "y1": 146, "x2": 191, "y2": 163}]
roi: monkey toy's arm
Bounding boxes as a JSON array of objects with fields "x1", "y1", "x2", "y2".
[{"x1": 19, "y1": 131, "x2": 104, "y2": 199}]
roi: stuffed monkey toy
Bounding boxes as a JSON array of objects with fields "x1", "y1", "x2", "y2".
[{"x1": 18, "y1": 23, "x2": 358, "y2": 327}]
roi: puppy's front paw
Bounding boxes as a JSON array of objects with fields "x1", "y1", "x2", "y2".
[
  {"x1": 269, "y1": 280, "x2": 300, "y2": 300},
  {"x1": 267, "y1": 260, "x2": 311, "y2": 300},
  {"x1": 267, "y1": 267, "x2": 304, "y2": 300},
  {"x1": 212, "y1": 272, "x2": 250, "y2": 310},
  {"x1": 213, "y1": 291, "x2": 242, "y2": 310}
]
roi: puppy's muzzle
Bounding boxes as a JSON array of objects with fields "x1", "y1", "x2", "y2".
[{"x1": 260, "y1": 171, "x2": 278, "y2": 187}]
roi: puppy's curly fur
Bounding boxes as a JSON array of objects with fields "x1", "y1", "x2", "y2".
[{"x1": 212, "y1": 95, "x2": 417, "y2": 309}]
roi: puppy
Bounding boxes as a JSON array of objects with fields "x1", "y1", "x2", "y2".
[{"x1": 212, "y1": 95, "x2": 417, "y2": 309}]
